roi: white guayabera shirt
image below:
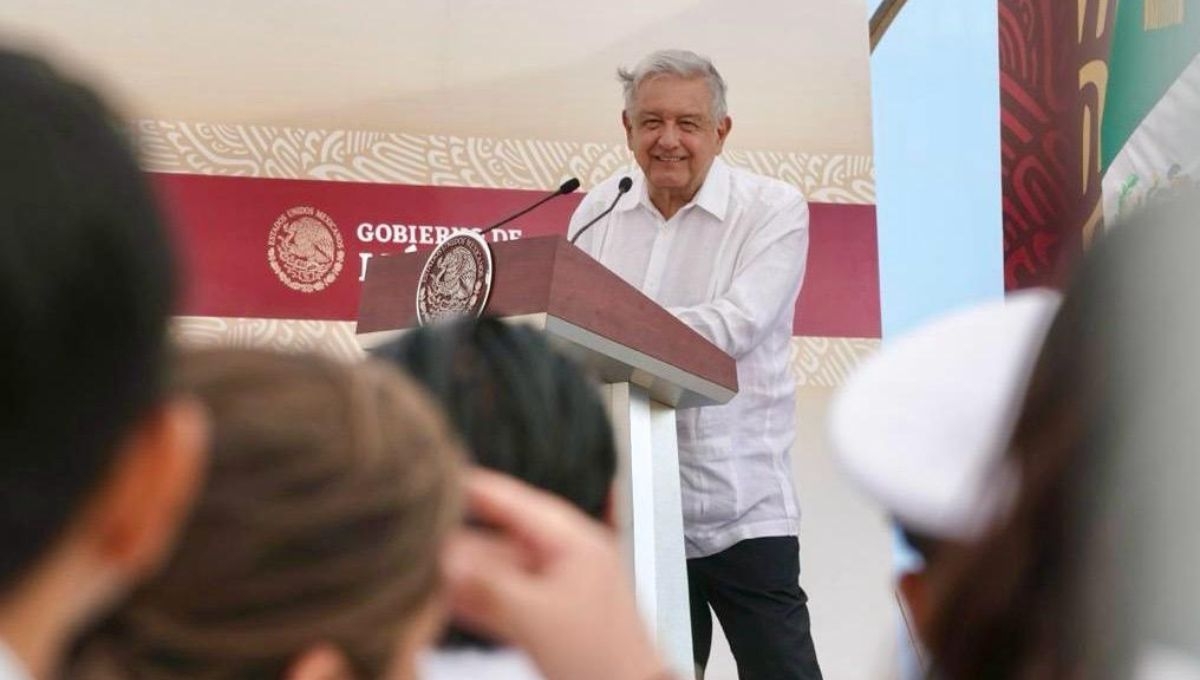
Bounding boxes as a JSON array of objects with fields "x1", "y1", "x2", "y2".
[{"x1": 570, "y1": 158, "x2": 810, "y2": 558}]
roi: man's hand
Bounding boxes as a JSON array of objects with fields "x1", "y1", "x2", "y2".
[{"x1": 442, "y1": 468, "x2": 671, "y2": 680}]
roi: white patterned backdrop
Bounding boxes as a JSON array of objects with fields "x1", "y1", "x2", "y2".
[{"x1": 134, "y1": 120, "x2": 875, "y2": 203}]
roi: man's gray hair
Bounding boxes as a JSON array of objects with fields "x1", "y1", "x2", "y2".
[{"x1": 618, "y1": 49, "x2": 728, "y2": 121}]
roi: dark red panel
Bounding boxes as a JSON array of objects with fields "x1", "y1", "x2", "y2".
[
  {"x1": 998, "y1": 0, "x2": 1116, "y2": 289},
  {"x1": 797, "y1": 203, "x2": 880, "y2": 338},
  {"x1": 152, "y1": 172, "x2": 880, "y2": 338}
]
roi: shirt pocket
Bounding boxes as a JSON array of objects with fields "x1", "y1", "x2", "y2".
[
  {"x1": 677, "y1": 407, "x2": 738, "y2": 526},
  {"x1": 679, "y1": 449, "x2": 738, "y2": 527}
]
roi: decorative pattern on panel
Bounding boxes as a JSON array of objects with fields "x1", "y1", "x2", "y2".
[
  {"x1": 998, "y1": 0, "x2": 1116, "y2": 289},
  {"x1": 722, "y1": 150, "x2": 876, "y2": 204},
  {"x1": 172, "y1": 317, "x2": 364, "y2": 362},
  {"x1": 133, "y1": 120, "x2": 875, "y2": 204},
  {"x1": 790, "y1": 337, "x2": 880, "y2": 388}
]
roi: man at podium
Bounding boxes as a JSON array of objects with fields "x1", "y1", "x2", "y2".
[{"x1": 568, "y1": 49, "x2": 820, "y2": 680}]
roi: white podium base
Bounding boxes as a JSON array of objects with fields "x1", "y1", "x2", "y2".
[{"x1": 603, "y1": 382, "x2": 694, "y2": 680}]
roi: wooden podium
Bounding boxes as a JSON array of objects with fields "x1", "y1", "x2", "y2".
[{"x1": 356, "y1": 236, "x2": 737, "y2": 677}]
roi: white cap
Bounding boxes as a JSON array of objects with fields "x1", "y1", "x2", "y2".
[{"x1": 829, "y1": 289, "x2": 1061, "y2": 542}]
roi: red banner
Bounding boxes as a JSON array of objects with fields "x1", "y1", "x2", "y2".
[
  {"x1": 999, "y1": 0, "x2": 1116, "y2": 289},
  {"x1": 152, "y1": 173, "x2": 879, "y2": 338}
]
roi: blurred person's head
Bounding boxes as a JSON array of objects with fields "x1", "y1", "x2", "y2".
[
  {"x1": 375, "y1": 317, "x2": 616, "y2": 523},
  {"x1": 376, "y1": 317, "x2": 617, "y2": 656},
  {"x1": 70, "y1": 349, "x2": 464, "y2": 680},
  {"x1": 1106, "y1": 192, "x2": 1200, "y2": 677},
  {"x1": 829, "y1": 290, "x2": 1059, "y2": 638},
  {"x1": 0, "y1": 49, "x2": 206, "y2": 678},
  {"x1": 924, "y1": 191, "x2": 1200, "y2": 679}
]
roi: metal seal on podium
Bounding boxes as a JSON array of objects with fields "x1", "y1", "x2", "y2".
[{"x1": 415, "y1": 230, "x2": 494, "y2": 326}]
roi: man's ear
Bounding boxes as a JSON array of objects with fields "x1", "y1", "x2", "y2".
[
  {"x1": 622, "y1": 110, "x2": 634, "y2": 150},
  {"x1": 286, "y1": 644, "x2": 356, "y2": 680},
  {"x1": 715, "y1": 116, "x2": 732, "y2": 150},
  {"x1": 84, "y1": 396, "x2": 208, "y2": 583}
]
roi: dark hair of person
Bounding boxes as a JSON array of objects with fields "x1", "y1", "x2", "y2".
[
  {"x1": 376, "y1": 317, "x2": 617, "y2": 651},
  {"x1": 70, "y1": 348, "x2": 464, "y2": 680},
  {"x1": 924, "y1": 192, "x2": 1197, "y2": 679},
  {"x1": 0, "y1": 50, "x2": 177, "y2": 592},
  {"x1": 898, "y1": 525, "x2": 946, "y2": 566},
  {"x1": 375, "y1": 316, "x2": 617, "y2": 520}
]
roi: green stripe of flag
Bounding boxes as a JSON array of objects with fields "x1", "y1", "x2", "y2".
[{"x1": 1102, "y1": 0, "x2": 1200, "y2": 170}]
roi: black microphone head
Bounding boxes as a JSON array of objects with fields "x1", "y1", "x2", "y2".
[
  {"x1": 617, "y1": 176, "x2": 633, "y2": 193},
  {"x1": 559, "y1": 177, "x2": 581, "y2": 194}
]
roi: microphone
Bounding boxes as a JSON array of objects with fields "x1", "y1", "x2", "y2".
[
  {"x1": 569, "y1": 176, "x2": 633, "y2": 245},
  {"x1": 479, "y1": 178, "x2": 580, "y2": 236}
]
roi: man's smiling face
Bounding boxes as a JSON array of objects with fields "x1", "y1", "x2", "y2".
[{"x1": 624, "y1": 74, "x2": 730, "y2": 213}]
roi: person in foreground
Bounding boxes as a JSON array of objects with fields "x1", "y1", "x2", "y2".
[
  {"x1": 69, "y1": 348, "x2": 675, "y2": 680},
  {"x1": 67, "y1": 348, "x2": 464, "y2": 680},
  {"x1": 924, "y1": 193, "x2": 1200, "y2": 679},
  {"x1": 0, "y1": 49, "x2": 207, "y2": 680},
  {"x1": 376, "y1": 317, "x2": 616, "y2": 524},
  {"x1": 444, "y1": 468, "x2": 673, "y2": 680},
  {"x1": 568, "y1": 48, "x2": 820, "y2": 679},
  {"x1": 376, "y1": 317, "x2": 617, "y2": 679},
  {"x1": 829, "y1": 288, "x2": 1059, "y2": 672}
]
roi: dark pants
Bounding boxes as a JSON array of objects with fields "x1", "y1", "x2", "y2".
[{"x1": 688, "y1": 536, "x2": 822, "y2": 680}]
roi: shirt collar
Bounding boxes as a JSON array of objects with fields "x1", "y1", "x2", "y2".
[{"x1": 623, "y1": 157, "x2": 731, "y2": 222}]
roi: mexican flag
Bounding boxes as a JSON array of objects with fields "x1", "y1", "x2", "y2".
[{"x1": 1102, "y1": 0, "x2": 1200, "y2": 222}]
